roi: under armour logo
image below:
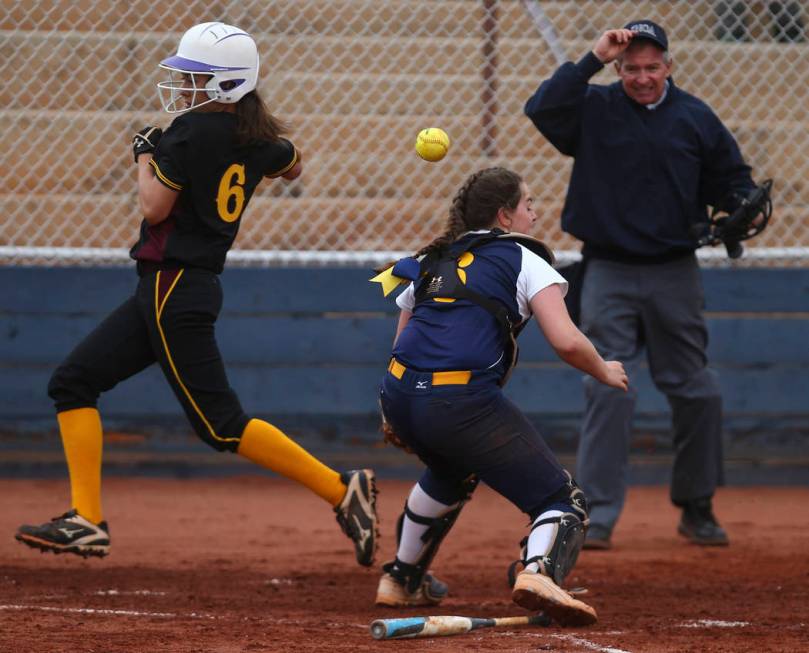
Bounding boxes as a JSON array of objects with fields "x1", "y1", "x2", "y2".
[{"x1": 415, "y1": 380, "x2": 428, "y2": 389}]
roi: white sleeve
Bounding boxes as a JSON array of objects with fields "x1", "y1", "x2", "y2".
[
  {"x1": 515, "y1": 244, "x2": 568, "y2": 320},
  {"x1": 395, "y1": 283, "x2": 416, "y2": 311}
]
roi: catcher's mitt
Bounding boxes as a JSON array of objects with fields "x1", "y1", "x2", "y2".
[
  {"x1": 381, "y1": 419, "x2": 413, "y2": 453},
  {"x1": 379, "y1": 406, "x2": 413, "y2": 453}
]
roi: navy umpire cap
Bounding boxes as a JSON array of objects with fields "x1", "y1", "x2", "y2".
[{"x1": 624, "y1": 20, "x2": 668, "y2": 51}]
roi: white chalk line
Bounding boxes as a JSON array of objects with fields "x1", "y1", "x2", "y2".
[
  {"x1": 491, "y1": 630, "x2": 633, "y2": 653},
  {"x1": 679, "y1": 619, "x2": 750, "y2": 628},
  {"x1": 0, "y1": 604, "x2": 366, "y2": 630},
  {"x1": 93, "y1": 589, "x2": 167, "y2": 596},
  {"x1": 0, "y1": 604, "x2": 217, "y2": 620},
  {"x1": 551, "y1": 634, "x2": 632, "y2": 653},
  {"x1": 1, "y1": 602, "x2": 766, "y2": 648},
  {"x1": 489, "y1": 618, "x2": 754, "y2": 652}
]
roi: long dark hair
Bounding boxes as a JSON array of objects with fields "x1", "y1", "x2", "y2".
[
  {"x1": 234, "y1": 89, "x2": 288, "y2": 144},
  {"x1": 415, "y1": 167, "x2": 523, "y2": 258}
]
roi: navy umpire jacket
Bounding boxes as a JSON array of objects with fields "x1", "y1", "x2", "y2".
[{"x1": 524, "y1": 51, "x2": 755, "y2": 260}]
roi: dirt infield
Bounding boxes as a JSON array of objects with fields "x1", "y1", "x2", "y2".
[{"x1": 1, "y1": 477, "x2": 807, "y2": 652}]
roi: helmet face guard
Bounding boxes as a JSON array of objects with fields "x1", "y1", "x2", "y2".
[
  {"x1": 157, "y1": 62, "x2": 250, "y2": 113},
  {"x1": 157, "y1": 23, "x2": 259, "y2": 114}
]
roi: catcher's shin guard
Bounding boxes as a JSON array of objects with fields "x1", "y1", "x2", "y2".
[
  {"x1": 508, "y1": 473, "x2": 589, "y2": 588},
  {"x1": 529, "y1": 511, "x2": 586, "y2": 585},
  {"x1": 509, "y1": 477, "x2": 595, "y2": 627},
  {"x1": 393, "y1": 475, "x2": 478, "y2": 595},
  {"x1": 559, "y1": 470, "x2": 590, "y2": 524}
]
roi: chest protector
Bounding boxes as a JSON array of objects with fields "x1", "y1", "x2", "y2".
[{"x1": 413, "y1": 229, "x2": 555, "y2": 387}]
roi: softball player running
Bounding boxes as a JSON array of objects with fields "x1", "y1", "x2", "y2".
[
  {"x1": 15, "y1": 22, "x2": 377, "y2": 567},
  {"x1": 373, "y1": 168, "x2": 627, "y2": 626}
]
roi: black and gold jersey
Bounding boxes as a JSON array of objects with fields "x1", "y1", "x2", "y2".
[{"x1": 130, "y1": 111, "x2": 297, "y2": 273}]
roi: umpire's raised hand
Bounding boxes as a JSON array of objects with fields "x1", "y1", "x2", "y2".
[{"x1": 592, "y1": 29, "x2": 635, "y2": 64}]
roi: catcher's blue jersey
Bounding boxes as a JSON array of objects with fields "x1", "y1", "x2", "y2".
[{"x1": 392, "y1": 231, "x2": 566, "y2": 373}]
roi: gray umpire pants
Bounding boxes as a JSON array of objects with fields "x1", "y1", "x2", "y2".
[{"x1": 575, "y1": 255, "x2": 724, "y2": 531}]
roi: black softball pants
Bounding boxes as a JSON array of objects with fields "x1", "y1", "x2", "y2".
[{"x1": 48, "y1": 269, "x2": 250, "y2": 452}]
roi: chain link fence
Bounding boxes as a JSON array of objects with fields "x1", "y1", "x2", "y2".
[{"x1": 1, "y1": 0, "x2": 807, "y2": 266}]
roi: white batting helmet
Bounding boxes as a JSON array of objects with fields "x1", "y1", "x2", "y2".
[{"x1": 157, "y1": 22, "x2": 259, "y2": 113}]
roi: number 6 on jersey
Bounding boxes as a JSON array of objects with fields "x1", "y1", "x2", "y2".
[{"x1": 217, "y1": 163, "x2": 246, "y2": 222}]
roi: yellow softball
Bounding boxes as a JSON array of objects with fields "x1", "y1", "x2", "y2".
[{"x1": 415, "y1": 128, "x2": 450, "y2": 162}]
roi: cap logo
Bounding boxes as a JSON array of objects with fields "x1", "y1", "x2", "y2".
[{"x1": 631, "y1": 23, "x2": 656, "y2": 37}]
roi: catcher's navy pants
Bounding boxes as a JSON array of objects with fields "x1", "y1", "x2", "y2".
[
  {"x1": 48, "y1": 268, "x2": 249, "y2": 452},
  {"x1": 379, "y1": 363, "x2": 570, "y2": 519}
]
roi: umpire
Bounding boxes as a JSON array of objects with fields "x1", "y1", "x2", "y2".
[{"x1": 524, "y1": 20, "x2": 757, "y2": 549}]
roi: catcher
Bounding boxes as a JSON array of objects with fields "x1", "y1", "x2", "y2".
[
  {"x1": 15, "y1": 22, "x2": 378, "y2": 568},
  {"x1": 371, "y1": 167, "x2": 627, "y2": 626}
]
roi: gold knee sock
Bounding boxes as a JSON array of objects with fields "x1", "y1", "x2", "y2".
[
  {"x1": 237, "y1": 418, "x2": 345, "y2": 506},
  {"x1": 57, "y1": 407, "x2": 104, "y2": 524}
]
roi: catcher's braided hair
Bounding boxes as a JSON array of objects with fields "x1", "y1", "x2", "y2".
[
  {"x1": 373, "y1": 167, "x2": 523, "y2": 273},
  {"x1": 416, "y1": 167, "x2": 523, "y2": 259}
]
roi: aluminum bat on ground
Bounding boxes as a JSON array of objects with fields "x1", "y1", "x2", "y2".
[{"x1": 369, "y1": 613, "x2": 551, "y2": 640}]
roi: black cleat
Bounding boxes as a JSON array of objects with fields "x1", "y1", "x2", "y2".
[
  {"x1": 582, "y1": 523, "x2": 612, "y2": 550},
  {"x1": 16, "y1": 510, "x2": 110, "y2": 558},
  {"x1": 334, "y1": 469, "x2": 379, "y2": 566}
]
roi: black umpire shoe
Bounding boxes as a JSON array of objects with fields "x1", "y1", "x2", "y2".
[
  {"x1": 678, "y1": 498, "x2": 729, "y2": 546},
  {"x1": 582, "y1": 523, "x2": 612, "y2": 550},
  {"x1": 334, "y1": 469, "x2": 379, "y2": 566},
  {"x1": 16, "y1": 509, "x2": 110, "y2": 558}
]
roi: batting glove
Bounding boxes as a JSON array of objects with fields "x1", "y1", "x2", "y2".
[{"x1": 132, "y1": 126, "x2": 163, "y2": 163}]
